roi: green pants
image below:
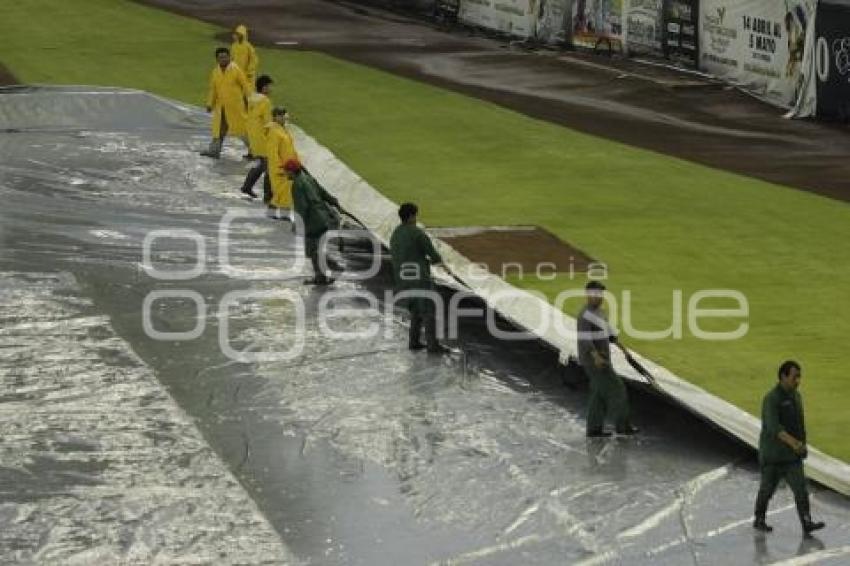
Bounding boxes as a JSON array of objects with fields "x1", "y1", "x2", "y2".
[
  {"x1": 585, "y1": 365, "x2": 630, "y2": 434},
  {"x1": 755, "y1": 461, "x2": 810, "y2": 522},
  {"x1": 305, "y1": 234, "x2": 326, "y2": 279},
  {"x1": 405, "y1": 295, "x2": 438, "y2": 349}
]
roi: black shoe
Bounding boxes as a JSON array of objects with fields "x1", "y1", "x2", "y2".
[
  {"x1": 427, "y1": 344, "x2": 450, "y2": 355},
  {"x1": 616, "y1": 425, "x2": 640, "y2": 436},
  {"x1": 240, "y1": 187, "x2": 257, "y2": 199},
  {"x1": 200, "y1": 150, "x2": 220, "y2": 159},
  {"x1": 753, "y1": 518, "x2": 773, "y2": 532},
  {"x1": 802, "y1": 519, "x2": 825, "y2": 535},
  {"x1": 409, "y1": 342, "x2": 427, "y2": 351},
  {"x1": 586, "y1": 430, "x2": 613, "y2": 438}
]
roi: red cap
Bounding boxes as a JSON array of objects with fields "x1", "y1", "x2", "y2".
[{"x1": 283, "y1": 159, "x2": 302, "y2": 173}]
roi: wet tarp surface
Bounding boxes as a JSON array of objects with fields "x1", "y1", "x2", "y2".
[{"x1": 1, "y1": 86, "x2": 848, "y2": 565}]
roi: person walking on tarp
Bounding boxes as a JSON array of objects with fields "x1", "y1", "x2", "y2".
[
  {"x1": 577, "y1": 280, "x2": 638, "y2": 437},
  {"x1": 239, "y1": 75, "x2": 274, "y2": 199},
  {"x1": 389, "y1": 203, "x2": 449, "y2": 355},
  {"x1": 201, "y1": 47, "x2": 251, "y2": 159},
  {"x1": 231, "y1": 24, "x2": 258, "y2": 92},
  {"x1": 753, "y1": 360, "x2": 826, "y2": 536},
  {"x1": 266, "y1": 107, "x2": 299, "y2": 219},
  {"x1": 286, "y1": 159, "x2": 340, "y2": 285}
]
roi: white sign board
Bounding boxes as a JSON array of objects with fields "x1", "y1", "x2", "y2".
[
  {"x1": 700, "y1": 0, "x2": 813, "y2": 108},
  {"x1": 459, "y1": 0, "x2": 538, "y2": 38}
]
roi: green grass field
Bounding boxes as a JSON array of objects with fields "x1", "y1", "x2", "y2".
[{"x1": 3, "y1": 0, "x2": 849, "y2": 461}]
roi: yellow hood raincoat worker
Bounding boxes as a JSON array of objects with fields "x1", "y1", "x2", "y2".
[
  {"x1": 201, "y1": 47, "x2": 251, "y2": 159},
  {"x1": 231, "y1": 25, "x2": 259, "y2": 87},
  {"x1": 246, "y1": 80, "x2": 273, "y2": 159},
  {"x1": 239, "y1": 75, "x2": 274, "y2": 200},
  {"x1": 265, "y1": 107, "x2": 299, "y2": 214}
]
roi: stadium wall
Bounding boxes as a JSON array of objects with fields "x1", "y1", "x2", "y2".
[
  {"x1": 358, "y1": 0, "x2": 850, "y2": 118},
  {"x1": 813, "y1": 0, "x2": 850, "y2": 120}
]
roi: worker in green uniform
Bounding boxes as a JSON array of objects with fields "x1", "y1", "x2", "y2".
[
  {"x1": 576, "y1": 280, "x2": 638, "y2": 437},
  {"x1": 389, "y1": 203, "x2": 449, "y2": 354},
  {"x1": 754, "y1": 360, "x2": 826, "y2": 536},
  {"x1": 285, "y1": 158, "x2": 341, "y2": 285}
]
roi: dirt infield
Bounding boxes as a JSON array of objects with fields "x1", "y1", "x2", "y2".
[
  {"x1": 429, "y1": 226, "x2": 597, "y2": 275},
  {"x1": 137, "y1": 0, "x2": 850, "y2": 204},
  {"x1": 0, "y1": 62, "x2": 18, "y2": 86}
]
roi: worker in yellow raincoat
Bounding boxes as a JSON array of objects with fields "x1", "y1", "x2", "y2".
[
  {"x1": 201, "y1": 47, "x2": 251, "y2": 159},
  {"x1": 239, "y1": 75, "x2": 274, "y2": 199},
  {"x1": 265, "y1": 107, "x2": 299, "y2": 219},
  {"x1": 231, "y1": 24, "x2": 259, "y2": 88}
]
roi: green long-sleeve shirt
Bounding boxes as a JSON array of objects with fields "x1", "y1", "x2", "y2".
[
  {"x1": 389, "y1": 223, "x2": 442, "y2": 291},
  {"x1": 576, "y1": 305, "x2": 616, "y2": 369},
  {"x1": 759, "y1": 383, "x2": 806, "y2": 465},
  {"x1": 292, "y1": 171, "x2": 339, "y2": 237}
]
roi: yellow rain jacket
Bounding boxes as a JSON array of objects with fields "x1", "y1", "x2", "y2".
[
  {"x1": 246, "y1": 92, "x2": 272, "y2": 157},
  {"x1": 206, "y1": 62, "x2": 251, "y2": 138},
  {"x1": 266, "y1": 121, "x2": 299, "y2": 208},
  {"x1": 231, "y1": 25, "x2": 259, "y2": 86}
]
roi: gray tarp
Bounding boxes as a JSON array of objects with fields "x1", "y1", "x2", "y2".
[
  {"x1": 0, "y1": 88, "x2": 296, "y2": 563},
  {"x1": 1, "y1": 86, "x2": 848, "y2": 564}
]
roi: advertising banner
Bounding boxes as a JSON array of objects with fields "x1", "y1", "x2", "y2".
[
  {"x1": 663, "y1": 0, "x2": 700, "y2": 67},
  {"x1": 814, "y1": 0, "x2": 850, "y2": 119},
  {"x1": 572, "y1": 0, "x2": 625, "y2": 49},
  {"x1": 535, "y1": 0, "x2": 573, "y2": 45},
  {"x1": 458, "y1": 0, "x2": 538, "y2": 38},
  {"x1": 626, "y1": 0, "x2": 664, "y2": 55},
  {"x1": 699, "y1": 0, "x2": 815, "y2": 108},
  {"x1": 436, "y1": 0, "x2": 461, "y2": 21}
]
